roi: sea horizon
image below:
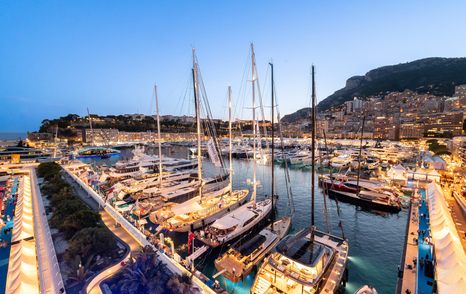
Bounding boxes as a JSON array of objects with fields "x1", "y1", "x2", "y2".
[{"x1": 0, "y1": 132, "x2": 27, "y2": 141}]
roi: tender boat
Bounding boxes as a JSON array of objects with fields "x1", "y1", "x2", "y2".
[{"x1": 355, "y1": 285, "x2": 378, "y2": 294}]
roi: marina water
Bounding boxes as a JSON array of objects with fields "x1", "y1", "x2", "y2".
[{"x1": 82, "y1": 146, "x2": 409, "y2": 293}]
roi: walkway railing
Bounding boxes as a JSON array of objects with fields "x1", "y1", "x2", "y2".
[
  {"x1": 30, "y1": 168, "x2": 66, "y2": 294},
  {"x1": 63, "y1": 166, "x2": 216, "y2": 294},
  {"x1": 452, "y1": 190, "x2": 466, "y2": 215}
]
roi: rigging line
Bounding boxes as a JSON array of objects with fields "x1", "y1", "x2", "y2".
[
  {"x1": 276, "y1": 110, "x2": 295, "y2": 216},
  {"x1": 178, "y1": 71, "x2": 192, "y2": 116},
  {"x1": 317, "y1": 128, "x2": 331, "y2": 234},
  {"x1": 253, "y1": 57, "x2": 269, "y2": 154},
  {"x1": 234, "y1": 50, "x2": 251, "y2": 121},
  {"x1": 323, "y1": 128, "x2": 345, "y2": 239},
  {"x1": 196, "y1": 60, "x2": 227, "y2": 170}
]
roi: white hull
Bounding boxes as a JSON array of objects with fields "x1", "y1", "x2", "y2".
[{"x1": 197, "y1": 198, "x2": 273, "y2": 247}]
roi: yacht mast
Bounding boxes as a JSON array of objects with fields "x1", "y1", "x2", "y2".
[
  {"x1": 192, "y1": 49, "x2": 203, "y2": 199},
  {"x1": 154, "y1": 84, "x2": 163, "y2": 187},
  {"x1": 251, "y1": 43, "x2": 257, "y2": 203},
  {"x1": 87, "y1": 108, "x2": 94, "y2": 145},
  {"x1": 356, "y1": 115, "x2": 366, "y2": 196},
  {"x1": 270, "y1": 62, "x2": 275, "y2": 231},
  {"x1": 311, "y1": 65, "x2": 316, "y2": 227},
  {"x1": 228, "y1": 86, "x2": 233, "y2": 197},
  {"x1": 53, "y1": 126, "x2": 58, "y2": 158}
]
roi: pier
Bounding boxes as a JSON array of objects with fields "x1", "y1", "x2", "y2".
[
  {"x1": 398, "y1": 182, "x2": 466, "y2": 293},
  {"x1": 398, "y1": 187, "x2": 419, "y2": 294}
]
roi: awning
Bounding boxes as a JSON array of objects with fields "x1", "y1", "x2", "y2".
[{"x1": 427, "y1": 183, "x2": 466, "y2": 293}]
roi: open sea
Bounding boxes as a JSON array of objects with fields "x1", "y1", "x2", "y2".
[
  {"x1": 0, "y1": 132, "x2": 26, "y2": 142},
  {"x1": 84, "y1": 145, "x2": 409, "y2": 294}
]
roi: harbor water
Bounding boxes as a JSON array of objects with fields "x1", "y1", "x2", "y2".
[{"x1": 83, "y1": 146, "x2": 409, "y2": 294}]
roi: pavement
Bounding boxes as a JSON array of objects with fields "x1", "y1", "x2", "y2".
[{"x1": 417, "y1": 190, "x2": 433, "y2": 294}]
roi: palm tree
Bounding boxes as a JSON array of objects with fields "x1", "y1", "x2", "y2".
[
  {"x1": 116, "y1": 246, "x2": 172, "y2": 294},
  {"x1": 67, "y1": 255, "x2": 93, "y2": 286},
  {"x1": 167, "y1": 273, "x2": 200, "y2": 294}
]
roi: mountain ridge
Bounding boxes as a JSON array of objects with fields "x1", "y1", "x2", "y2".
[{"x1": 281, "y1": 57, "x2": 466, "y2": 123}]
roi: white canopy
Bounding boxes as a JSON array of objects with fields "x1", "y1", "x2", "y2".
[
  {"x1": 171, "y1": 197, "x2": 203, "y2": 215},
  {"x1": 427, "y1": 183, "x2": 466, "y2": 293},
  {"x1": 211, "y1": 206, "x2": 256, "y2": 230},
  {"x1": 6, "y1": 175, "x2": 39, "y2": 294}
]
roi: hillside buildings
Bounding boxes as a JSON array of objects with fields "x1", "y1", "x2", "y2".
[{"x1": 310, "y1": 85, "x2": 466, "y2": 140}]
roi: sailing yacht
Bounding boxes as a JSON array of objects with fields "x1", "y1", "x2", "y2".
[
  {"x1": 214, "y1": 62, "x2": 291, "y2": 282},
  {"x1": 320, "y1": 117, "x2": 402, "y2": 213},
  {"x1": 251, "y1": 66, "x2": 349, "y2": 294},
  {"x1": 195, "y1": 44, "x2": 276, "y2": 247},
  {"x1": 319, "y1": 177, "x2": 402, "y2": 212},
  {"x1": 152, "y1": 49, "x2": 248, "y2": 232},
  {"x1": 195, "y1": 197, "x2": 273, "y2": 247}
]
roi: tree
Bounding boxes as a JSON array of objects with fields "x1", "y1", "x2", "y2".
[
  {"x1": 167, "y1": 274, "x2": 199, "y2": 294},
  {"x1": 60, "y1": 210, "x2": 101, "y2": 239},
  {"x1": 64, "y1": 227, "x2": 117, "y2": 265},
  {"x1": 50, "y1": 199, "x2": 88, "y2": 228},
  {"x1": 37, "y1": 162, "x2": 62, "y2": 180},
  {"x1": 116, "y1": 246, "x2": 173, "y2": 294},
  {"x1": 67, "y1": 255, "x2": 94, "y2": 285}
]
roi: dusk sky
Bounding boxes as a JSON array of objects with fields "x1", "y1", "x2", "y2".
[{"x1": 1, "y1": 1, "x2": 466, "y2": 132}]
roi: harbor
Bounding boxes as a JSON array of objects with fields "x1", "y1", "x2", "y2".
[
  {"x1": 2, "y1": 2, "x2": 466, "y2": 292},
  {"x1": 62, "y1": 141, "x2": 413, "y2": 293}
]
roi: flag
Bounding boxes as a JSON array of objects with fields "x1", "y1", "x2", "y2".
[
  {"x1": 207, "y1": 138, "x2": 221, "y2": 167},
  {"x1": 187, "y1": 232, "x2": 195, "y2": 255}
]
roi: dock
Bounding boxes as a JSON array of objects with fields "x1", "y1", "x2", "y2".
[{"x1": 398, "y1": 189, "x2": 419, "y2": 294}]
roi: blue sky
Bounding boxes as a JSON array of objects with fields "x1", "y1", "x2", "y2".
[{"x1": 1, "y1": 1, "x2": 466, "y2": 132}]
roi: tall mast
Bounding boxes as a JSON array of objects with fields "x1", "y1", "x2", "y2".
[
  {"x1": 192, "y1": 48, "x2": 203, "y2": 198},
  {"x1": 154, "y1": 84, "x2": 163, "y2": 187},
  {"x1": 311, "y1": 65, "x2": 316, "y2": 227},
  {"x1": 270, "y1": 62, "x2": 275, "y2": 230},
  {"x1": 53, "y1": 126, "x2": 58, "y2": 158},
  {"x1": 87, "y1": 108, "x2": 94, "y2": 145},
  {"x1": 228, "y1": 86, "x2": 233, "y2": 197},
  {"x1": 356, "y1": 115, "x2": 366, "y2": 196},
  {"x1": 251, "y1": 43, "x2": 257, "y2": 203}
]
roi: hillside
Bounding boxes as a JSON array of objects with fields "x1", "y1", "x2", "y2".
[{"x1": 281, "y1": 57, "x2": 466, "y2": 123}]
